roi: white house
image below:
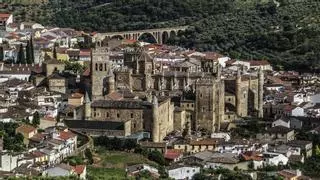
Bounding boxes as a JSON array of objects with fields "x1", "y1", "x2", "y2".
[
  {"x1": 211, "y1": 132, "x2": 231, "y2": 141},
  {"x1": 272, "y1": 118, "x2": 290, "y2": 128},
  {"x1": 168, "y1": 165, "x2": 200, "y2": 180},
  {"x1": 265, "y1": 84, "x2": 284, "y2": 92},
  {"x1": 20, "y1": 22, "x2": 44, "y2": 30},
  {"x1": 0, "y1": 153, "x2": 21, "y2": 172},
  {"x1": 291, "y1": 106, "x2": 305, "y2": 117},
  {"x1": 0, "y1": 13, "x2": 13, "y2": 27},
  {"x1": 262, "y1": 152, "x2": 288, "y2": 166},
  {"x1": 249, "y1": 60, "x2": 272, "y2": 71},
  {"x1": 293, "y1": 93, "x2": 311, "y2": 104}
]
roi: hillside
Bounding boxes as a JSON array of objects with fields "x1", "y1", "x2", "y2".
[{"x1": 6, "y1": 0, "x2": 320, "y2": 71}]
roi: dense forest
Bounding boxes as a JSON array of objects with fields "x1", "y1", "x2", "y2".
[{"x1": 7, "y1": 0, "x2": 320, "y2": 72}]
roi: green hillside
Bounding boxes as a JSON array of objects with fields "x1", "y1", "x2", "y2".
[{"x1": 6, "y1": 0, "x2": 320, "y2": 71}]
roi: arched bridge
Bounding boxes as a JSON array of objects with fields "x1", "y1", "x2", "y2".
[{"x1": 94, "y1": 26, "x2": 188, "y2": 45}]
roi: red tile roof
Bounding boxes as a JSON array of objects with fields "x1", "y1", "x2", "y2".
[
  {"x1": 250, "y1": 60, "x2": 270, "y2": 66},
  {"x1": 0, "y1": 13, "x2": 11, "y2": 18},
  {"x1": 164, "y1": 149, "x2": 183, "y2": 160},
  {"x1": 16, "y1": 124, "x2": 36, "y2": 134},
  {"x1": 240, "y1": 151, "x2": 263, "y2": 161},
  {"x1": 72, "y1": 165, "x2": 86, "y2": 175},
  {"x1": 79, "y1": 49, "x2": 91, "y2": 56},
  {"x1": 31, "y1": 150, "x2": 46, "y2": 157},
  {"x1": 58, "y1": 131, "x2": 76, "y2": 141}
]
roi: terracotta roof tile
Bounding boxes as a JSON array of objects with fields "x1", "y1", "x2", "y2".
[
  {"x1": 72, "y1": 165, "x2": 86, "y2": 175},
  {"x1": 164, "y1": 149, "x2": 183, "y2": 160},
  {"x1": 58, "y1": 131, "x2": 76, "y2": 141},
  {"x1": 16, "y1": 124, "x2": 36, "y2": 134}
]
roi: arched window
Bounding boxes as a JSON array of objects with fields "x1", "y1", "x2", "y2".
[
  {"x1": 104, "y1": 63, "x2": 107, "y2": 71},
  {"x1": 95, "y1": 63, "x2": 98, "y2": 71},
  {"x1": 99, "y1": 64, "x2": 103, "y2": 71}
]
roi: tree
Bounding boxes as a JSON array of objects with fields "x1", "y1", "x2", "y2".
[
  {"x1": 56, "y1": 113, "x2": 61, "y2": 122},
  {"x1": 26, "y1": 40, "x2": 32, "y2": 64},
  {"x1": 193, "y1": 173, "x2": 208, "y2": 180},
  {"x1": 30, "y1": 37, "x2": 35, "y2": 63},
  {"x1": 0, "y1": 46, "x2": 3, "y2": 61},
  {"x1": 148, "y1": 150, "x2": 165, "y2": 166},
  {"x1": 32, "y1": 111, "x2": 40, "y2": 126},
  {"x1": 53, "y1": 44, "x2": 57, "y2": 59},
  {"x1": 85, "y1": 148, "x2": 93, "y2": 164},
  {"x1": 17, "y1": 44, "x2": 26, "y2": 64}
]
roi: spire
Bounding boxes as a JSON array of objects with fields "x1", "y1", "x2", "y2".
[{"x1": 85, "y1": 90, "x2": 91, "y2": 103}]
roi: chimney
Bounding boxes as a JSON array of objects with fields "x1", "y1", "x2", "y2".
[
  {"x1": 32, "y1": 63, "x2": 34, "y2": 67},
  {"x1": 19, "y1": 63, "x2": 21, "y2": 67}
]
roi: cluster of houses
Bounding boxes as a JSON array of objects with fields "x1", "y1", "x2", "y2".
[
  {"x1": 0, "y1": 12, "x2": 319, "y2": 180},
  {"x1": 127, "y1": 130, "x2": 312, "y2": 179},
  {"x1": 0, "y1": 125, "x2": 85, "y2": 178}
]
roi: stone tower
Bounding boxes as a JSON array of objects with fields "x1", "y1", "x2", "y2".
[
  {"x1": 258, "y1": 68, "x2": 264, "y2": 118},
  {"x1": 195, "y1": 76, "x2": 217, "y2": 132},
  {"x1": 217, "y1": 79, "x2": 225, "y2": 130},
  {"x1": 107, "y1": 70, "x2": 115, "y2": 94},
  {"x1": 84, "y1": 91, "x2": 91, "y2": 120},
  {"x1": 91, "y1": 47, "x2": 110, "y2": 100},
  {"x1": 236, "y1": 69, "x2": 242, "y2": 116},
  {"x1": 152, "y1": 96, "x2": 160, "y2": 142}
]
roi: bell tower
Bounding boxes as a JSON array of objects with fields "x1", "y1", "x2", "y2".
[{"x1": 91, "y1": 47, "x2": 110, "y2": 100}]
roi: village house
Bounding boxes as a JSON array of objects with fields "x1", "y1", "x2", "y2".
[
  {"x1": 168, "y1": 164, "x2": 200, "y2": 180},
  {"x1": 126, "y1": 164, "x2": 159, "y2": 179},
  {"x1": 15, "y1": 124, "x2": 37, "y2": 145},
  {"x1": 257, "y1": 126, "x2": 295, "y2": 143}
]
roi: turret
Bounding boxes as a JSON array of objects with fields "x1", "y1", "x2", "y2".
[
  {"x1": 258, "y1": 68, "x2": 264, "y2": 118},
  {"x1": 152, "y1": 95, "x2": 160, "y2": 142},
  {"x1": 84, "y1": 91, "x2": 91, "y2": 120}
]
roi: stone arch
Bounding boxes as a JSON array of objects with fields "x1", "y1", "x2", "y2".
[
  {"x1": 138, "y1": 32, "x2": 158, "y2": 43},
  {"x1": 169, "y1": 30, "x2": 177, "y2": 39},
  {"x1": 162, "y1": 31, "x2": 169, "y2": 44},
  {"x1": 177, "y1": 30, "x2": 184, "y2": 36},
  {"x1": 110, "y1": 34, "x2": 124, "y2": 40}
]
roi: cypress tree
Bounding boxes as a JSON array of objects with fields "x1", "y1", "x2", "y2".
[
  {"x1": 26, "y1": 40, "x2": 31, "y2": 64},
  {"x1": 0, "y1": 46, "x2": 3, "y2": 61},
  {"x1": 17, "y1": 44, "x2": 26, "y2": 64},
  {"x1": 53, "y1": 44, "x2": 57, "y2": 59},
  {"x1": 30, "y1": 37, "x2": 34, "y2": 63}
]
